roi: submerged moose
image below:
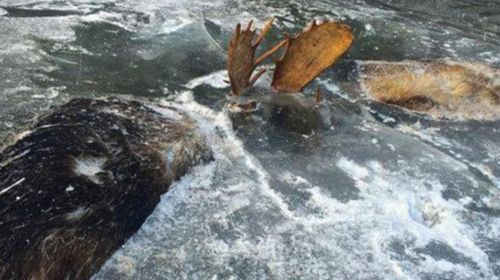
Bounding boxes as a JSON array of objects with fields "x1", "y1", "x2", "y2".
[
  {"x1": 0, "y1": 16, "x2": 499, "y2": 280},
  {"x1": 0, "y1": 99, "x2": 211, "y2": 279},
  {"x1": 227, "y1": 18, "x2": 499, "y2": 120}
]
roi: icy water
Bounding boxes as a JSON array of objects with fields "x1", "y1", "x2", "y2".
[{"x1": 0, "y1": 0, "x2": 499, "y2": 279}]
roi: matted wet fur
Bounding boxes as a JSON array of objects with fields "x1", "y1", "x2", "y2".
[
  {"x1": 359, "y1": 60, "x2": 500, "y2": 120},
  {"x1": 0, "y1": 98, "x2": 212, "y2": 279}
]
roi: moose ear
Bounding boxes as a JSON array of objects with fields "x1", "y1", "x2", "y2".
[{"x1": 271, "y1": 21, "x2": 354, "y2": 92}]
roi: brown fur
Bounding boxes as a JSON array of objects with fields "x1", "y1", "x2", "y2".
[
  {"x1": 0, "y1": 98, "x2": 212, "y2": 280},
  {"x1": 359, "y1": 60, "x2": 500, "y2": 120},
  {"x1": 16, "y1": 230, "x2": 111, "y2": 280}
]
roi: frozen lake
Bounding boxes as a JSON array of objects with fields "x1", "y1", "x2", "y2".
[{"x1": 0, "y1": 0, "x2": 499, "y2": 279}]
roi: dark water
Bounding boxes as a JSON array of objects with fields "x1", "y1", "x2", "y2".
[{"x1": 0, "y1": 0, "x2": 499, "y2": 279}]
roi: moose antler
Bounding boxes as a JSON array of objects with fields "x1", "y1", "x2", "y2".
[
  {"x1": 272, "y1": 21, "x2": 354, "y2": 92},
  {"x1": 227, "y1": 18, "x2": 287, "y2": 96},
  {"x1": 227, "y1": 19, "x2": 354, "y2": 95}
]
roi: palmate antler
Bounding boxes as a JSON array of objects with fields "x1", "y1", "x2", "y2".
[
  {"x1": 227, "y1": 18, "x2": 287, "y2": 96},
  {"x1": 272, "y1": 21, "x2": 354, "y2": 92},
  {"x1": 227, "y1": 19, "x2": 354, "y2": 95}
]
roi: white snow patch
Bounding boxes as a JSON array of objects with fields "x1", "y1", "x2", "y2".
[
  {"x1": 185, "y1": 70, "x2": 229, "y2": 89},
  {"x1": 279, "y1": 171, "x2": 311, "y2": 187},
  {"x1": 81, "y1": 11, "x2": 137, "y2": 32},
  {"x1": 397, "y1": 122, "x2": 453, "y2": 148},
  {"x1": 160, "y1": 17, "x2": 194, "y2": 34},
  {"x1": 335, "y1": 157, "x2": 493, "y2": 276},
  {"x1": 336, "y1": 157, "x2": 369, "y2": 180},
  {"x1": 73, "y1": 157, "x2": 106, "y2": 184}
]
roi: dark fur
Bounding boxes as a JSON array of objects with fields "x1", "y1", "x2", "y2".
[{"x1": 0, "y1": 98, "x2": 211, "y2": 279}]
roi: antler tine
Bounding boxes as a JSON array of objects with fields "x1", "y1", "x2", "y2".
[
  {"x1": 227, "y1": 18, "x2": 290, "y2": 95},
  {"x1": 249, "y1": 68, "x2": 267, "y2": 86},
  {"x1": 234, "y1": 23, "x2": 242, "y2": 40},
  {"x1": 254, "y1": 39, "x2": 287, "y2": 66},
  {"x1": 252, "y1": 18, "x2": 274, "y2": 48},
  {"x1": 315, "y1": 87, "x2": 324, "y2": 103},
  {"x1": 245, "y1": 19, "x2": 254, "y2": 32}
]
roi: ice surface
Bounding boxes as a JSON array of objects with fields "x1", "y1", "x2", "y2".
[{"x1": 94, "y1": 89, "x2": 499, "y2": 279}]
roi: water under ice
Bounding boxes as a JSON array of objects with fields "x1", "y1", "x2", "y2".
[{"x1": 0, "y1": 0, "x2": 499, "y2": 279}]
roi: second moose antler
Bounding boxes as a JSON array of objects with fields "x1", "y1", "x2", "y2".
[{"x1": 272, "y1": 21, "x2": 354, "y2": 92}]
